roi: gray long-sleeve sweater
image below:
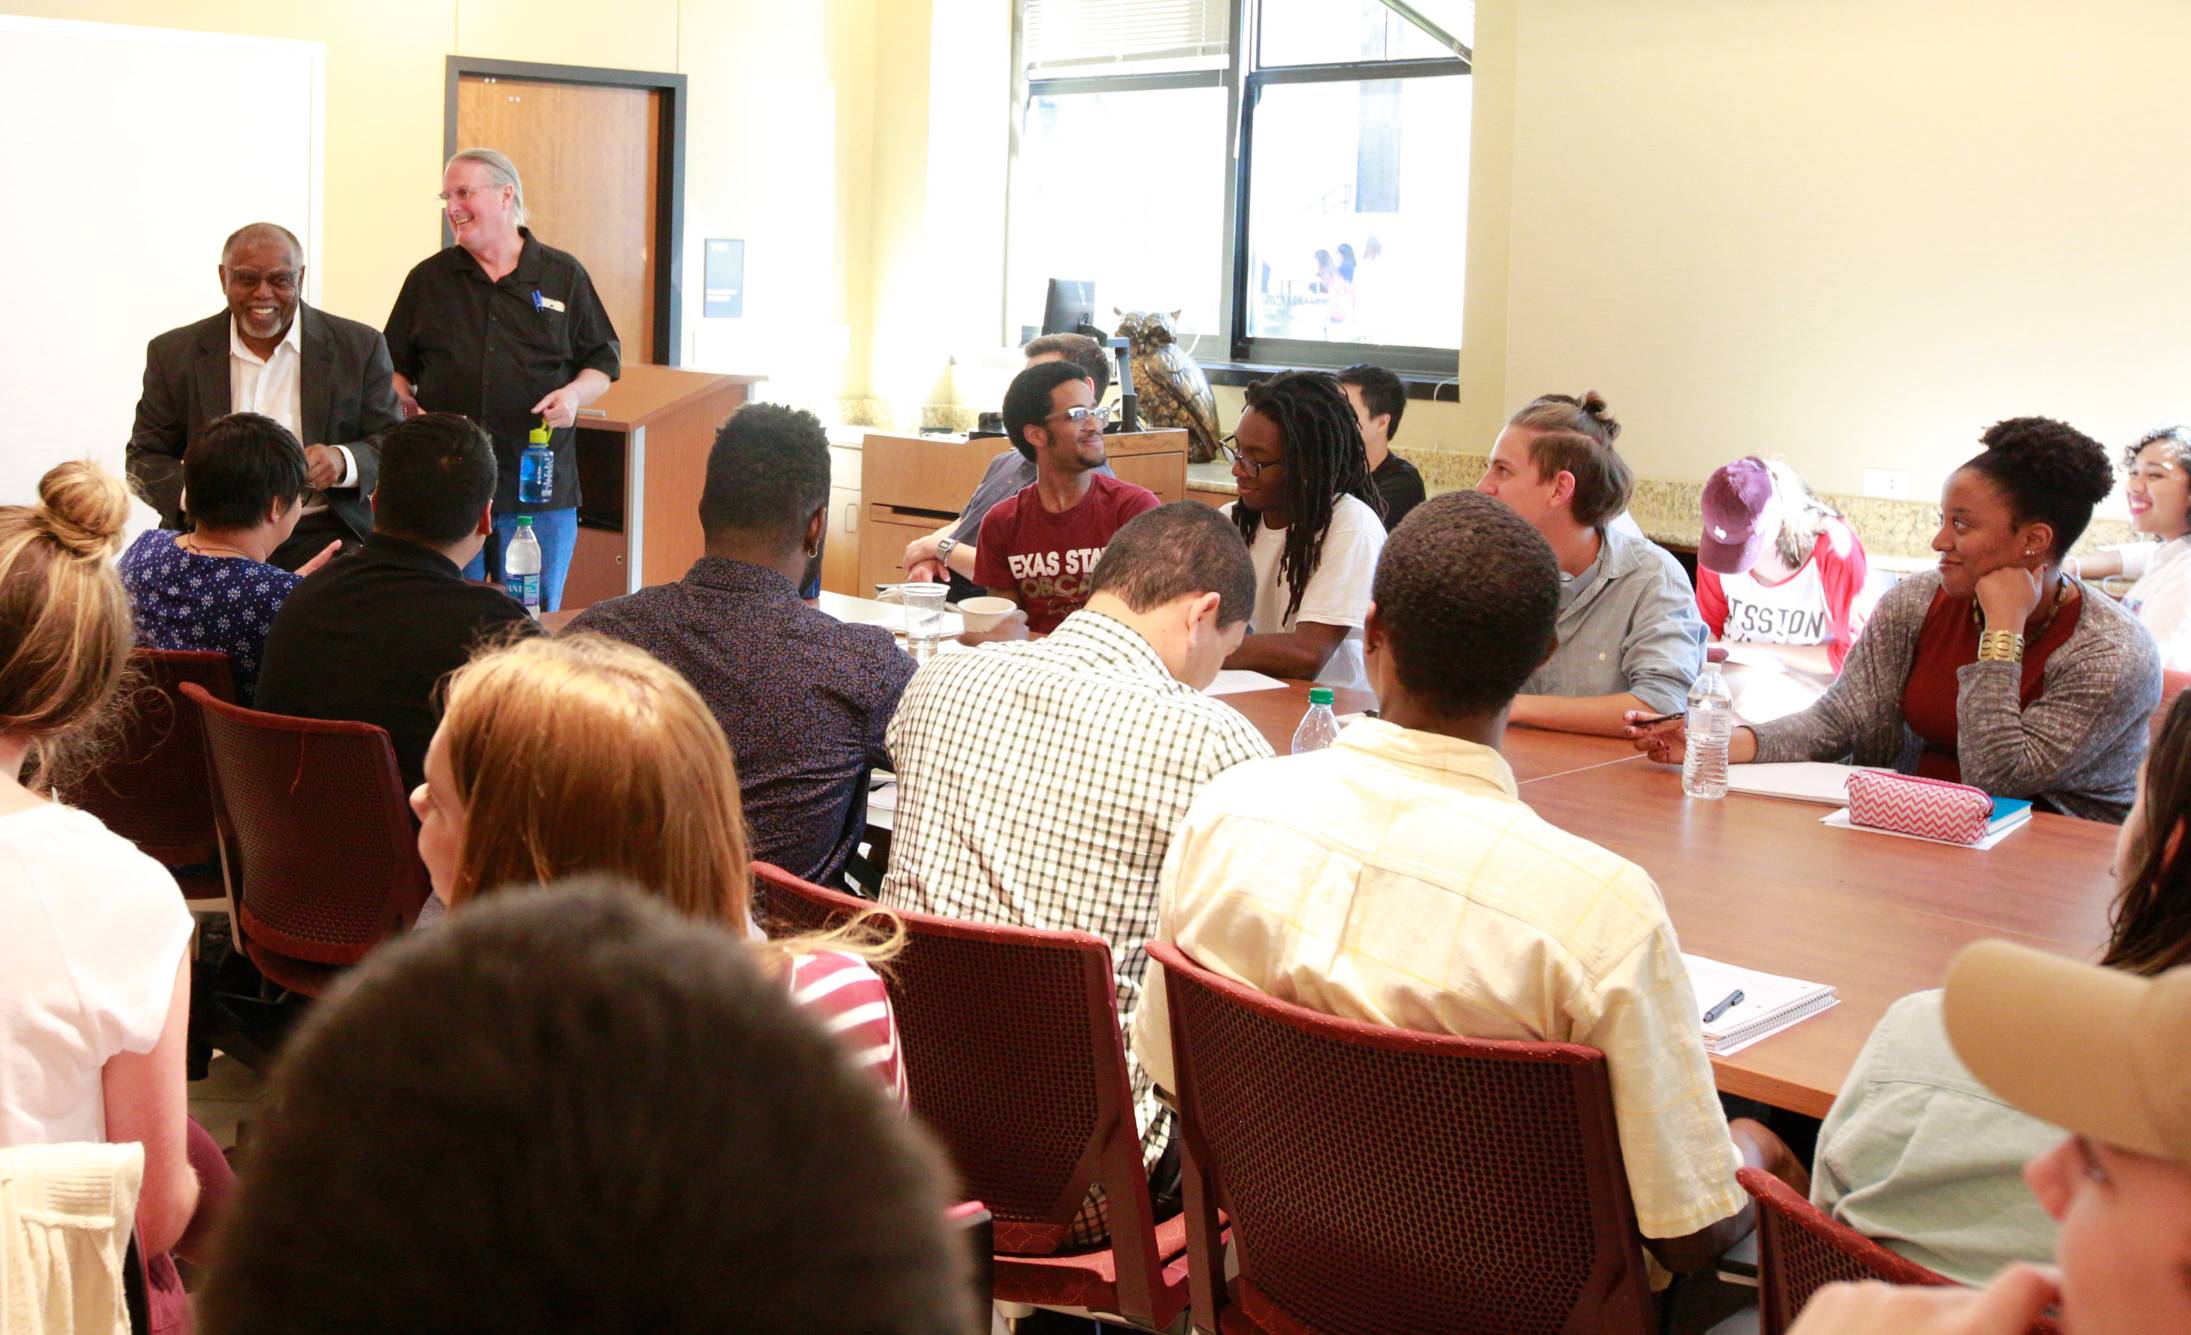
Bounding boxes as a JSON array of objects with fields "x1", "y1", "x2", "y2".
[{"x1": 1748, "y1": 571, "x2": 2159, "y2": 822}]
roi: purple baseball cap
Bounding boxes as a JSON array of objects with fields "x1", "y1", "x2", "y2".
[{"x1": 1698, "y1": 456, "x2": 1778, "y2": 575}]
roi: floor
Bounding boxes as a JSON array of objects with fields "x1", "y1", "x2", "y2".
[{"x1": 188, "y1": 1052, "x2": 265, "y2": 1155}]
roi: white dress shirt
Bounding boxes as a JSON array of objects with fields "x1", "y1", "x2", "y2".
[{"x1": 229, "y1": 315, "x2": 353, "y2": 512}]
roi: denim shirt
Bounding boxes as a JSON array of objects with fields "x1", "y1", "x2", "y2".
[{"x1": 1521, "y1": 523, "x2": 1705, "y2": 715}]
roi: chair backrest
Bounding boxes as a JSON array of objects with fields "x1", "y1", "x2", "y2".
[
  {"x1": 1739, "y1": 1167, "x2": 2058, "y2": 1335},
  {"x1": 753, "y1": 863, "x2": 1166, "y2": 1309},
  {"x1": 182, "y1": 683, "x2": 429, "y2": 966},
  {"x1": 55, "y1": 648, "x2": 236, "y2": 867},
  {"x1": 1148, "y1": 939, "x2": 1658, "y2": 1335}
]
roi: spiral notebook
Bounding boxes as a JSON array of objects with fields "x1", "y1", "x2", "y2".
[{"x1": 1682, "y1": 954, "x2": 1839, "y2": 1056}]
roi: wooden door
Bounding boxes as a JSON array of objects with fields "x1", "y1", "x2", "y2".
[{"x1": 457, "y1": 75, "x2": 660, "y2": 364}]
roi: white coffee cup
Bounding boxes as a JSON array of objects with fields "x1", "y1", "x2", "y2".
[{"x1": 955, "y1": 595, "x2": 1017, "y2": 633}]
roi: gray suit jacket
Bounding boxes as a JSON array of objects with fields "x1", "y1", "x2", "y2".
[{"x1": 126, "y1": 305, "x2": 402, "y2": 540}]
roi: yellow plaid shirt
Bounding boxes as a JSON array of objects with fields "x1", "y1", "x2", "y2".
[{"x1": 1136, "y1": 719, "x2": 1745, "y2": 1240}]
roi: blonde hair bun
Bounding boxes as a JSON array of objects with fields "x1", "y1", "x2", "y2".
[{"x1": 36, "y1": 461, "x2": 130, "y2": 559}]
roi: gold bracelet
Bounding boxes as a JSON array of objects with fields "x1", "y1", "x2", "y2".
[{"x1": 1977, "y1": 629, "x2": 2025, "y2": 663}]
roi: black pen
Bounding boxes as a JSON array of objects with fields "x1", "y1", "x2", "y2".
[
  {"x1": 1630, "y1": 710, "x2": 1684, "y2": 728},
  {"x1": 1701, "y1": 989, "x2": 1745, "y2": 1024}
]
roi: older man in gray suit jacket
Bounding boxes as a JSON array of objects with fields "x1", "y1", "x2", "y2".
[{"x1": 127, "y1": 222, "x2": 402, "y2": 570}]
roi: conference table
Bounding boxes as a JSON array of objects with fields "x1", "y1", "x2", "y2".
[
  {"x1": 1221, "y1": 678, "x2": 2119, "y2": 1119},
  {"x1": 544, "y1": 595, "x2": 2120, "y2": 1119}
]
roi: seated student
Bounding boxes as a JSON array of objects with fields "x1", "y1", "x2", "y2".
[
  {"x1": 1631, "y1": 418, "x2": 2160, "y2": 822},
  {"x1": 196, "y1": 883, "x2": 973, "y2": 1335},
  {"x1": 415, "y1": 634, "x2": 905, "y2": 1105},
  {"x1": 880, "y1": 502, "x2": 1273, "y2": 1242},
  {"x1": 569, "y1": 403, "x2": 914, "y2": 888},
  {"x1": 903, "y1": 332, "x2": 1114, "y2": 588},
  {"x1": 1810, "y1": 689, "x2": 2191, "y2": 1286},
  {"x1": 1220, "y1": 370, "x2": 1388, "y2": 690},
  {"x1": 254, "y1": 412, "x2": 536, "y2": 793},
  {"x1": 1789, "y1": 941, "x2": 2191, "y2": 1335},
  {"x1": 971, "y1": 359, "x2": 1160, "y2": 634},
  {"x1": 117, "y1": 413, "x2": 341, "y2": 702},
  {"x1": 1137, "y1": 492, "x2": 1808, "y2": 1277},
  {"x1": 2066, "y1": 425, "x2": 2191, "y2": 669},
  {"x1": 1475, "y1": 391, "x2": 1706, "y2": 735},
  {"x1": 1335, "y1": 363, "x2": 1425, "y2": 529},
  {"x1": 1696, "y1": 456, "x2": 1873, "y2": 722},
  {"x1": 0, "y1": 463, "x2": 235, "y2": 1332}
]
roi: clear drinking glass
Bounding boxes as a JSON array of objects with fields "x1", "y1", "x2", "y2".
[{"x1": 900, "y1": 582, "x2": 950, "y2": 658}]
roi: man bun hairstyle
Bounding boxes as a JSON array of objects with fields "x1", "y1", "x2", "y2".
[
  {"x1": 0, "y1": 462, "x2": 133, "y2": 787},
  {"x1": 697, "y1": 402, "x2": 831, "y2": 550},
  {"x1": 1335, "y1": 364, "x2": 1406, "y2": 443},
  {"x1": 1002, "y1": 359, "x2": 1092, "y2": 463},
  {"x1": 1509, "y1": 389, "x2": 1621, "y2": 447},
  {"x1": 371, "y1": 413, "x2": 497, "y2": 546},
  {"x1": 1521, "y1": 429, "x2": 1635, "y2": 530},
  {"x1": 1965, "y1": 416, "x2": 2114, "y2": 560},
  {"x1": 1088, "y1": 501, "x2": 1256, "y2": 628},
  {"x1": 1373, "y1": 492, "x2": 1561, "y2": 717}
]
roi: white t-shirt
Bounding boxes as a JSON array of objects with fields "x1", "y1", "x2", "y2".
[
  {"x1": 0, "y1": 804, "x2": 192, "y2": 1148},
  {"x1": 1223, "y1": 494, "x2": 1386, "y2": 692},
  {"x1": 2116, "y1": 537, "x2": 2191, "y2": 672}
]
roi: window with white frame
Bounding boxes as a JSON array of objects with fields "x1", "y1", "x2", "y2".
[{"x1": 1006, "y1": 0, "x2": 1470, "y2": 374}]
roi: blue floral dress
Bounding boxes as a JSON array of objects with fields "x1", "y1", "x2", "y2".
[{"x1": 118, "y1": 531, "x2": 304, "y2": 703}]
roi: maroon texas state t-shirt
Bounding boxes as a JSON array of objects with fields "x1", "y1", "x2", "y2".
[{"x1": 974, "y1": 472, "x2": 1161, "y2": 632}]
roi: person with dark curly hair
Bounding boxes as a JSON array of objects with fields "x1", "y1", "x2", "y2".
[
  {"x1": 1141, "y1": 493, "x2": 1810, "y2": 1279},
  {"x1": 1220, "y1": 370, "x2": 1387, "y2": 689},
  {"x1": 1477, "y1": 390, "x2": 1706, "y2": 736},
  {"x1": 1631, "y1": 417, "x2": 2162, "y2": 822}
]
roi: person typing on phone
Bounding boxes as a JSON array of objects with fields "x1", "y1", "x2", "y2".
[{"x1": 1627, "y1": 417, "x2": 2158, "y2": 823}]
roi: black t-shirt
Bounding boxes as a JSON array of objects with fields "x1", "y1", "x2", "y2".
[
  {"x1": 383, "y1": 229, "x2": 620, "y2": 513},
  {"x1": 1372, "y1": 451, "x2": 1426, "y2": 531},
  {"x1": 254, "y1": 535, "x2": 540, "y2": 793}
]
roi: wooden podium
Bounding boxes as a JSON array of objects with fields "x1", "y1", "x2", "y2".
[
  {"x1": 563, "y1": 364, "x2": 765, "y2": 610},
  {"x1": 854, "y1": 428, "x2": 1190, "y2": 595}
]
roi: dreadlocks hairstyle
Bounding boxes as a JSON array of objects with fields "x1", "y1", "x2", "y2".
[{"x1": 1231, "y1": 371, "x2": 1382, "y2": 623}]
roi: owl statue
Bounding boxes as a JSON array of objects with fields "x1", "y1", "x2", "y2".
[{"x1": 1115, "y1": 309, "x2": 1222, "y2": 464}]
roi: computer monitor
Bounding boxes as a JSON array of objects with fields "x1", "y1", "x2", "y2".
[{"x1": 1041, "y1": 279, "x2": 1095, "y2": 335}]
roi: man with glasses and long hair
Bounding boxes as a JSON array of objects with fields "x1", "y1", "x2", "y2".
[
  {"x1": 970, "y1": 359, "x2": 1159, "y2": 634},
  {"x1": 128, "y1": 222, "x2": 401, "y2": 570}
]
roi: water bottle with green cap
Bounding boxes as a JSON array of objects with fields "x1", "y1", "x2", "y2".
[
  {"x1": 1291, "y1": 686, "x2": 1340, "y2": 755},
  {"x1": 518, "y1": 418, "x2": 555, "y2": 505}
]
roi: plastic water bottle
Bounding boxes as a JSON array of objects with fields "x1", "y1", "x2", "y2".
[
  {"x1": 518, "y1": 421, "x2": 555, "y2": 505},
  {"x1": 1291, "y1": 687, "x2": 1341, "y2": 755},
  {"x1": 1681, "y1": 663, "x2": 1734, "y2": 799},
  {"x1": 504, "y1": 516, "x2": 542, "y2": 619}
]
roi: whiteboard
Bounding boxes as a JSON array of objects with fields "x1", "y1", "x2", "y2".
[{"x1": 0, "y1": 15, "x2": 324, "y2": 518}]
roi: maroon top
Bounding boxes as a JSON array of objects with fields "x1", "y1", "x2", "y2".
[
  {"x1": 975, "y1": 472, "x2": 1161, "y2": 633},
  {"x1": 1901, "y1": 587, "x2": 2083, "y2": 782}
]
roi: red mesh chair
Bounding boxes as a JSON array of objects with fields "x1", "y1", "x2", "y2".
[
  {"x1": 1739, "y1": 1167, "x2": 2058, "y2": 1335},
  {"x1": 754, "y1": 863, "x2": 1191, "y2": 1330},
  {"x1": 1147, "y1": 939, "x2": 1658, "y2": 1335},
  {"x1": 55, "y1": 648, "x2": 236, "y2": 903},
  {"x1": 182, "y1": 683, "x2": 430, "y2": 996}
]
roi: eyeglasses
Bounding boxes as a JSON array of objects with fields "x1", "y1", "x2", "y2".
[
  {"x1": 1046, "y1": 404, "x2": 1114, "y2": 427},
  {"x1": 223, "y1": 269, "x2": 300, "y2": 293},
  {"x1": 1218, "y1": 436, "x2": 1280, "y2": 478},
  {"x1": 437, "y1": 185, "x2": 507, "y2": 204}
]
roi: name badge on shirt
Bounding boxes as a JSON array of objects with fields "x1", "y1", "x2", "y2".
[{"x1": 530, "y1": 291, "x2": 567, "y2": 314}]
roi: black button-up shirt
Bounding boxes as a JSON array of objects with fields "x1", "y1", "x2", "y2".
[
  {"x1": 567, "y1": 557, "x2": 917, "y2": 887},
  {"x1": 383, "y1": 228, "x2": 620, "y2": 513}
]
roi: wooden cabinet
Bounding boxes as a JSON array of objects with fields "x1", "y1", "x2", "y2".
[{"x1": 821, "y1": 443, "x2": 862, "y2": 596}]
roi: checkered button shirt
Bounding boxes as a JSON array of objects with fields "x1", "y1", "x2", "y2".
[{"x1": 879, "y1": 610, "x2": 1274, "y2": 1239}]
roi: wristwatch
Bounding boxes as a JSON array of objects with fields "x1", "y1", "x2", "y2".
[{"x1": 936, "y1": 537, "x2": 958, "y2": 561}]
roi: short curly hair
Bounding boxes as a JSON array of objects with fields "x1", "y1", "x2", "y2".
[
  {"x1": 1371, "y1": 492, "x2": 1561, "y2": 717},
  {"x1": 1962, "y1": 416, "x2": 2115, "y2": 559}
]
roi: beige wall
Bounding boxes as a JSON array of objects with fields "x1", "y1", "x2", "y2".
[
  {"x1": 5, "y1": 0, "x2": 884, "y2": 412},
  {"x1": 1463, "y1": 0, "x2": 2191, "y2": 503}
]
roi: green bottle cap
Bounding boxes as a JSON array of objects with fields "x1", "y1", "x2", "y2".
[
  {"x1": 1308, "y1": 687, "x2": 1335, "y2": 705},
  {"x1": 530, "y1": 420, "x2": 552, "y2": 446},
  {"x1": 515, "y1": 515, "x2": 533, "y2": 528}
]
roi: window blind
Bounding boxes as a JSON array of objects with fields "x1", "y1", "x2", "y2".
[{"x1": 1022, "y1": 0, "x2": 1229, "y2": 77}]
